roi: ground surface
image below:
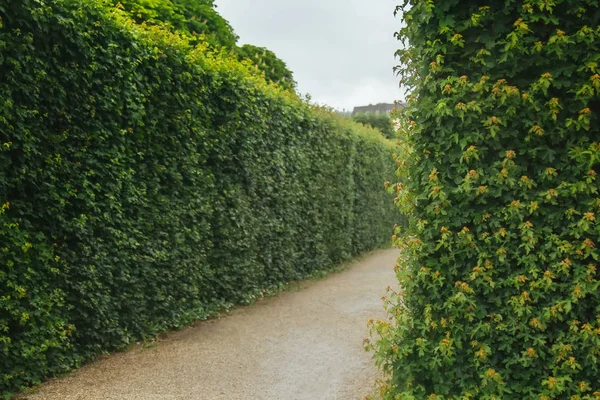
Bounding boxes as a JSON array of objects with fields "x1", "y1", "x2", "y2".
[{"x1": 21, "y1": 249, "x2": 399, "y2": 400}]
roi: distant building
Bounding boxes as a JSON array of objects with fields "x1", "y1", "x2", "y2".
[{"x1": 352, "y1": 102, "x2": 405, "y2": 117}]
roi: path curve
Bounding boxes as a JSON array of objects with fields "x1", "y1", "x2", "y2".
[{"x1": 22, "y1": 249, "x2": 399, "y2": 400}]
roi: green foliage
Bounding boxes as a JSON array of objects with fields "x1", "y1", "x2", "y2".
[
  {"x1": 0, "y1": 0, "x2": 397, "y2": 397},
  {"x1": 111, "y1": 0, "x2": 296, "y2": 91},
  {"x1": 352, "y1": 113, "x2": 395, "y2": 140},
  {"x1": 236, "y1": 44, "x2": 297, "y2": 91},
  {"x1": 114, "y1": 0, "x2": 238, "y2": 48},
  {"x1": 370, "y1": 0, "x2": 600, "y2": 398}
]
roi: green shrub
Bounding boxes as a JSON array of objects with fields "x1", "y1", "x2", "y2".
[
  {"x1": 371, "y1": 1, "x2": 600, "y2": 399},
  {"x1": 110, "y1": 0, "x2": 296, "y2": 91},
  {"x1": 113, "y1": 0, "x2": 239, "y2": 49},
  {"x1": 0, "y1": 1, "x2": 397, "y2": 396},
  {"x1": 236, "y1": 44, "x2": 297, "y2": 91},
  {"x1": 353, "y1": 113, "x2": 396, "y2": 140}
]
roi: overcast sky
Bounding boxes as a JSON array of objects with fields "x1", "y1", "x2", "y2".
[{"x1": 214, "y1": 0, "x2": 403, "y2": 112}]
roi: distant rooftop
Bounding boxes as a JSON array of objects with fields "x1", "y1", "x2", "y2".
[{"x1": 351, "y1": 102, "x2": 405, "y2": 116}]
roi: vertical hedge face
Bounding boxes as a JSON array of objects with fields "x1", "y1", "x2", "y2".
[
  {"x1": 372, "y1": 0, "x2": 600, "y2": 398},
  {"x1": 0, "y1": 0, "x2": 397, "y2": 396}
]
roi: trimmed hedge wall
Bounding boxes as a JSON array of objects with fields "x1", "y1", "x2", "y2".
[
  {"x1": 0, "y1": 1, "x2": 396, "y2": 396},
  {"x1": 370, "y1": 0, "x2": 600, "y2": 399}
]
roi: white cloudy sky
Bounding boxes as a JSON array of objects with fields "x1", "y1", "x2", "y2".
[{"x1": 214, "y1": 0, "x2": 403, "y2": 112}]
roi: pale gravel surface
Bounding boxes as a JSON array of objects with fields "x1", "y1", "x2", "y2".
[{"x1": 20, "y1": 249, "x2": 399, "y2": 400}]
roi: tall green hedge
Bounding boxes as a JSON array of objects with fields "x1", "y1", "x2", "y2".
[
  {"x1": 370, "y1": 0, "x2": 600, "y2": 399},
  {"x1": 0, "y1": 1, "x2": 396, "y2": 396}
]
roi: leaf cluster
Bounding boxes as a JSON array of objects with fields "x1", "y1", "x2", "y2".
[
  {"x1": 371, "y1": 1, "x2": 600, "y2": 399},
  {"x1": 111, "y1": 0, "x2": 296, "y2": 90}
]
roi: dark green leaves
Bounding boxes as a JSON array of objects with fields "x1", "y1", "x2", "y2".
[
  {"x1": 371, "y1": 0, "x2": 600, "y2": 398},
  {"x1": 0, "y1": 1, "x2": 397, "y2": 397}
]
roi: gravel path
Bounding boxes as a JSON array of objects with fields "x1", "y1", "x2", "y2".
[{"x1": 21, "y1": 249, "x2": 399, "y2": 400}]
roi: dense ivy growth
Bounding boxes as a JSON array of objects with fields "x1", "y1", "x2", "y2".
[
  {"x1": 370, "y1": 0, "x2": 600, "y2": 398},
  {"x1": 0, "y1": 0, "x2": 397, "y2": 396}
]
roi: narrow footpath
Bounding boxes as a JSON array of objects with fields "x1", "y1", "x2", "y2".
[{"x1": 22, "y1": 249, "x2": 399, "y2": 400}]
